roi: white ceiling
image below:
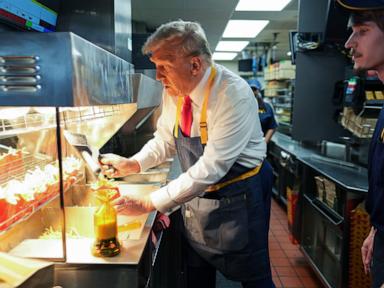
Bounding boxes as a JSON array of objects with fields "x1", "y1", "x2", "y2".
[{"x1": 132, "y1": 0, "x2": 298, "y2": 61}]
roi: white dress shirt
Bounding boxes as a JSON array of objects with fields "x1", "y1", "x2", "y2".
[{"x1": 131, "y1": 63, "x2": 266, "y2": 213}]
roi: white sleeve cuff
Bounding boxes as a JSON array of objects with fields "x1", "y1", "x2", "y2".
[
  {"x1": 130, "y1": 151, "x2": 152, "y2": 172},
  {"x1": 150, "y1": 185, "x2": 178, "y2": 213}
]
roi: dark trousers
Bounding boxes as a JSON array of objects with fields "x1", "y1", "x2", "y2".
[
  {"x1": 372, "y1": 230, "x2": 384, "y2": 288},
  {"x1": 183, "y1": 239, "x2": 275, "y2": 288},
  {"x1": 182, "y1": 161, "x2": 275, "y2": 288}
]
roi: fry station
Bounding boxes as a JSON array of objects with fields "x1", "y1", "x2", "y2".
[{"x1": 0, "y1": 28, "x2": 165, "y2": 288}]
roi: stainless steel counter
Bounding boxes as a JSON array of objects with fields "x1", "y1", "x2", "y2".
[
  {"x1": 300, "y1": 155, "x2": 368, "y2": 193},
  {"x1": 271, "y1": 132, "x2": 319, "y2": 159},
  {"x1": 53, "y1": 164, "x2": 175, "y2": 288},
  {"x1": 271, "y1": 132, "x2": 368, "y2": 193}
]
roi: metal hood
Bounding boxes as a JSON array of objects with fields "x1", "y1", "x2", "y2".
[{"x1": 0, "y1": 32, "x2": 133, "y2": 106}]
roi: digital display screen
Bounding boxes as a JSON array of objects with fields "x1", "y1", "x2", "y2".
[
  {"x1": 238, "y1": 59, "x2": 253, "y2": 72},
  {"x1": 0, "y1": 0, "x2": 60, "y2": 32}
]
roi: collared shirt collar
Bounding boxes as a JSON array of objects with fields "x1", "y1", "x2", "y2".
[{"x1": 189, "y1": 66, "x2": 212, "y2": 107}]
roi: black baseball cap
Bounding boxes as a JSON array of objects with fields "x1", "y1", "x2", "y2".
[{"x1": 336, "y1": 0, "x2": 384, "y2": 10}]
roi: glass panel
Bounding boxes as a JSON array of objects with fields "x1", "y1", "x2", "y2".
[
  {"x1": 59, "y1": 104, "x2": 138, "y2": 263},
  {"x1": 0, "y1": 106, "x2": 65, "y2": 261},
  {"x1": 301, "y1": 196, "x2": 342, "y2": 288},
  {"x1": 325, "y1": 224, "x2": 342, "y2": 261},
  {"x1": 60, "y1": 104, "x2": 137, "y2": 151}
]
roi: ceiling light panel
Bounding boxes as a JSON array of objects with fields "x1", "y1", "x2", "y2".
[
  {"x1": 235, "y1": 0, "x2": 292, "y2": 11},
  {"x1": 223, "y1": 20, "x2": 269, "y2": 38},
  {"x1": 212, "y1": 52, "x2": 238, "y2": 61},
  {"x1": 216, "y1": 41, "x2": 249, "y2": 52}
]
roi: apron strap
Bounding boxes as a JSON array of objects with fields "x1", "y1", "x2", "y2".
[
  {"x1": 380, "y1": 127, "x2": 384, "y2": 142},
  {"x1": 174, "y1": 96, "x2": 183, "y2": 139},
  {"x1": 174, "y1": 66, "x2": 216, "y2": 144},
  {"x1": 205, "y1": 162, "x2": 263, "y2": 193},
  {"x1": 200, "y1": 67, "x2": 216, "y2": 144}
]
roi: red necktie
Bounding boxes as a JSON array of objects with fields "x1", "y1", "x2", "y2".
[{"x1": 181, "y1": 95, "x2": 193, "y2": 136}]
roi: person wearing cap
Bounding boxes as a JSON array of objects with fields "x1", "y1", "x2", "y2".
[
  {"x1": 100, "y1": 20, "x2": 275, "y2": 288},
  {"x1": 337, "y1": 0, "x2": 384, "y2": 287},
  {"x1": 249, "y1": 80, "x2": 278, "y2": 143}
]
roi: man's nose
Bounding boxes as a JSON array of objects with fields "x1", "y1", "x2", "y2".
[
  {"x1": 345, "y1": 33, "x2": 355, "y2": 49},
  {"x1": 156, "y1": 70, "x2": 163, "y2": 81}
]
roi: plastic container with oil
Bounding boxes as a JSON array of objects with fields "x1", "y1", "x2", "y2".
[{"x1": 91, "y1": 190, "x2": 120, "y2": 257}]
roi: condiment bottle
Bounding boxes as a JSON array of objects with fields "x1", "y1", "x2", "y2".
[{"x1": 91, "y1": 189, "x2": 120, "y2": 257}]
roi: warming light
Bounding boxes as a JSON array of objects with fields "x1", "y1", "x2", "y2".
[
  {"x1": 235, "y1": 0, "x2": 292, "y2": 11},
  {"x1": 216, "y1": 41, "x2": 249, "y2": 52},
  {"x1": 212, "y1": 52, "x2": 238, "y2": 61},
  {"x1": 223, "y1": 20, "x2": 269, "y2": 38}
]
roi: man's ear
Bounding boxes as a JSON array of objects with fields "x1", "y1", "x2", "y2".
[{"x1": 190, "y1": 56, "x2": 202, "y2": 75}]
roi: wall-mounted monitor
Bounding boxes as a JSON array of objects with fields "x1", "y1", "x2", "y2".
[
  {"x1": 238, "y1": 59, "x2": 253, "y2": 72},
  {"x1": 0, "y1": 0, "x2": 60, "y2": 32}
]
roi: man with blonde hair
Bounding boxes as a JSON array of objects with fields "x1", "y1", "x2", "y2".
[{"x1": 101, "y1": 20, "x2": 275, "y2": 287}]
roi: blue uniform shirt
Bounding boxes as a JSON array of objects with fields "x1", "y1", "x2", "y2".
[
  {"x1": 258, "y1": 102, "x2": 278, "y2": 135},
  {"x1": 367, "y1": 106, "x2": 384, "y2": 233}
]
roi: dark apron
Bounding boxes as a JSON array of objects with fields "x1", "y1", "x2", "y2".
[
  {"x1": 174, "y1": 127, "x2": 273, "y2": 282},
  {"x1": 368, "y1": 107, "x2": 384, "y2": 288}
]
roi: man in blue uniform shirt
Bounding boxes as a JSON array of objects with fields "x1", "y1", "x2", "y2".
[
  {"x1": 337, "y1": 1, "x2": 384, "y2": 287},
  {"x1": 100, "y1": 20, "x2": 275, "y2": 287}
]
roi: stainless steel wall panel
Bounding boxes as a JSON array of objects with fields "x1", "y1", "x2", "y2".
[
  {"x1": 131, "y1": 73, "x2": 162, "y2": 109},
  {"x1": 115, "y1": 0, "x2": 132, "y2": 62}
]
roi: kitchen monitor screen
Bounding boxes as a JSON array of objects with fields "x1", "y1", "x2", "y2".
[
  {"x1": 0, "y1": 0, "x2": 60, "y2": 32},
  {"x1": 238, "y1": 59, "x2": 253, "y2": 72}
]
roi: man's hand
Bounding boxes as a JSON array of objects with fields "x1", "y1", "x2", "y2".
[
  {"x1": 362, "y1": 227, "x2": 376, "y2": 274},
  {"x1": 99, "y1": 153, "x2": 140, "y2": 178},
  {"x1": 112, "y1": 194, "x2": 155, "y2": 216}
]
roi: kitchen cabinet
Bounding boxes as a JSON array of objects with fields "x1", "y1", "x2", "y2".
[
  {"x1": 269, "y1": 133, "x2": 370, "y2": 288},
  {"x1": 299, "y1": 156, "x2": 368, "y2": 288},
  {"x1": 268, "y1": 141, "x2": 299, "y2": 206}
]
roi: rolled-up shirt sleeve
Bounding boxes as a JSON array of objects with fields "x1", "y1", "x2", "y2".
[{"x1": 131, "y1": 92, "x2": 177, "y2": 172}]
